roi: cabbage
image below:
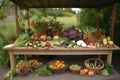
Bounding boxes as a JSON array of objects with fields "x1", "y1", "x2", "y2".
[
  {"x1": 63, "y1": 30, "x2": 68, "y2": 37},
  {"x1": 63, "y1": 27, "x2": 83, "y2": 40}
]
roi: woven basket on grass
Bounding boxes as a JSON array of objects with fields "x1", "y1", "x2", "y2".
[{"x1": 84, "y1": 58, "x2": 104, "y2": 72}]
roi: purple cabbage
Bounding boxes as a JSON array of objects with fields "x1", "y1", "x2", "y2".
[
  {"x1": 63, "y1": 30, "x2": 68, "y2": 37},
  {"x1": 63, "y1": 27, "x2": 83, "y2": 40}
]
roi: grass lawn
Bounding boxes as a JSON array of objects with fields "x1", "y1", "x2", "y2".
[
  {"x1": 0, "y1": 21, "x2": 16, "y2": 39},
  {"x1": 0, "y1": 15, "x2": 78, "y2": 39},
  {"x1": 57, "y1": 15, "x2": 78, "y2": 29}
]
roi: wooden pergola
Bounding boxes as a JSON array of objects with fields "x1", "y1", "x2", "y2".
[
  {"x1": 11, "y1": 0, "x2": 120, "y2": 40},
  {"x1": 3, "y1": 1, "x2": 120, "y2": 80}
]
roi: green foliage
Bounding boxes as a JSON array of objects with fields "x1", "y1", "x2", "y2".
[
  {"x1": 47, "y1": 11, "x2": 64, "y2": 17},
  {"x1": 101, "y1": 62, "x2": 113, "y2": 76},
  {"x1": 69, "y1": 64, "x2": 81, "y2": 70},
  {"x1": 99, "y1": 7, "x2": 112, "y2": 36},
  {"x1": 0, "y1": 33, "x2": 9, "y2": 66},
  {"x1": 0, "y1": 0, "x2": 11, "y2": 20},
  {"x1": 77, "y1": 9, "x2": 96, "y2": 27},
  {"x1": 114, "y1": 2, "x2": 120, "y2": 48},
  {"x1": 78, "y1": 24, "x2": 97, "y2": 34},
  {"x1": 37, "y1": 64, "x2": 53, "y2": 76},
  {"x1": 47, "y1": 11, "x2": 57, "y2": 16},
  {"x1": 63, "y1": 12, "x2": 73, "y2": 17},
  {"x1": 13, "y1": 33, "x2": 30, "y2": 47},
  {"x1": 64, "y1": 8, "x2": 75, "y2": 14}
]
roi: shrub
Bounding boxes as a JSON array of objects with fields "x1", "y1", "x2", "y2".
[
  {"x1": 63, "y1": 12, "x2": 73, "y2": 17},
  {"x1": 47, "y1": 11, "x2": 64, "y2": 17},
  {"x1": 47, "y1": 11, "x2": 57, "y2": 16},
  {"x1": 0, "y1": 33, "x2": 9, "y2": 67}
]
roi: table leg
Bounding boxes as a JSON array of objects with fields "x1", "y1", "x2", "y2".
[
  {"x1": 98, "y1": 55, "x2": 101, "y2": 59},
  {"x1": 107, "y1": 51, "x2": 112, "y2": 64},
  {"x1": 9, "y1": 51, "x2": 15, "y2": 70}
]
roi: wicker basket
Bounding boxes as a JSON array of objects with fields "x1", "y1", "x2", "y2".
[
  {"x1": 48, "y1": 60, "x2": 67, "y2": 74},
  {"x1": 84, "y1": 58, "x2": 104, "y2": 73},
  {"x1": 70, "y1": 69, "x2": 80, "y2": 74},
  {"x1": 17, "y1": 71, "x2": 30, "y2": 76}
]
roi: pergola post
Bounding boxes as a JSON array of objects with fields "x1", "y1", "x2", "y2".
[
  {"x1": 111, "y1": 4, "x2": 116, "y2": 40},
  {"x1": 14, "y1": 4, "x2": 19, "y2": 37}
]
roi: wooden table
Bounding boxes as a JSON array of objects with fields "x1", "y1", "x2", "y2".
[{"x1": 3, "y1": 44, "x2": 120, "y2": 70}]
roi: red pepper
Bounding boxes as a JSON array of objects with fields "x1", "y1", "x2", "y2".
[{"x1": 45, "y1": 42, "x2": 51, "y2": 47}]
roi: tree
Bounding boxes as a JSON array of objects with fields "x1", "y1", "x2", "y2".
[
  {"x1": 64, "y1": 8, "x2": 74, "y2": 13},
  {"x1": 77, "y1": 8, "x2": 96, "y2": 27},
  {"x1": 0, "y1": 0, "x2": 12, "y2": 20}
]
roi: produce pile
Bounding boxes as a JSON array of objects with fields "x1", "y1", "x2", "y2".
[
  {"x1": 12, "y1": 26, "x2": 115, "y2": 49},
  {"x1": 85, "y1": 58, "x2": 104, "y2": 70},
  {"x1": 49, "y1": 60, "x2": 66, "y2": 69},
  {"x1": 48, "y1": 60, "x2": 67, "y2": 73},
  {"x1": 29, "y1": 60, "x2": 43, "y2": 71},
  {"x1": 15, "y1": 60, "x2": 31, "y2": 75},
  {"x1": 69, "y1": 64, "x2": 81, "y2": 74},
  {"x1": 13, "y1": 58, "x2": 113, "y2": 78}
]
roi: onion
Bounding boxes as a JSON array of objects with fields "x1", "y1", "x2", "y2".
[
  {"x1": 88, "y1": 70, "x2": 95, "y2": 77},
  {"x1": 80, "y1": 70, "x2": 86, "y2": 76}
]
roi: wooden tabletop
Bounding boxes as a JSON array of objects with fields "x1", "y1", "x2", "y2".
[{"x1": 3, "y1": 44, "x2": 120, "y2": 51}]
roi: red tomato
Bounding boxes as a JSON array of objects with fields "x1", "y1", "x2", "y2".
[{"x1": 45, "y1": 42, "x2": 51, "y2": 47}]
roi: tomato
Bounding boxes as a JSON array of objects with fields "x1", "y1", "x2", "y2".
[{"x1": 45, "y1": 42, "x2": 51, "y2": 47}]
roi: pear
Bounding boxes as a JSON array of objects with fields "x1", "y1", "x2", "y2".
[
  {"x1": 103, "y1": 38, "x2": 107, "y2": 42},
  {"x1": 108, "y1": 41, "x2": 114, "y2": 46},
  {"x1": 103, "y1": 41, "x2": 107, "y2": 45},
  {"x1": 107, "y1": 37, "x2": 111, "y2": 41}
]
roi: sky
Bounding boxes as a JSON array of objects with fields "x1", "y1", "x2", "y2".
[{"x1": 72, "y1": 8, "x2": 81, "y2": 13}]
